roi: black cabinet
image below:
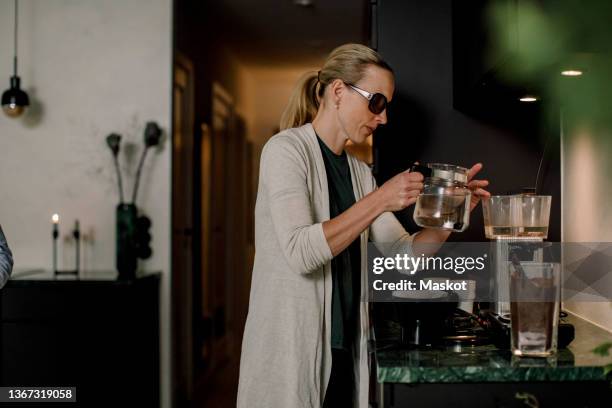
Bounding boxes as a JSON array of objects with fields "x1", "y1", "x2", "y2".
[
  {"x1": 381, "y1": 381, "x2": 612, "y2": 407},
  {"x1": 0, "y1": 273, "x2": 160, "y2": 407}
]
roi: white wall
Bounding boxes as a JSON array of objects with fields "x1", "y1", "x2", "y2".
[
  {"x1": 562, "y1": 122, "x2": 612, "y2": 332},
  {"x1": 0, "y1": 0, "x2": 173, "y2": 406}
]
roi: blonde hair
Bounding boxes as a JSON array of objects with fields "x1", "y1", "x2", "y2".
[{"x1": 279, "y1": 43, "x2": 393, "y2": 130}]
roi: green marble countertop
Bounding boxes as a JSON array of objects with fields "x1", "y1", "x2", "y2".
[{"x1": 376, "y1": 312, "x2": 612, "y2": 384}]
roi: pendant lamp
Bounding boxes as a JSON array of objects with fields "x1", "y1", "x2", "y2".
[{"x1": 2, "y1": 0, "x2": 29, "y2": 118}]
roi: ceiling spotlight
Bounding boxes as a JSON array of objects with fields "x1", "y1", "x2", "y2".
[
  {"x1": 561, "y1": 70, "x2": 583, "y2": 77},
  {"x1": 294, "y1": 0, "x2": 314, "y2": 7},
  {"x1": 519, "y1": 96, "x2": 538, "y2": 103}
]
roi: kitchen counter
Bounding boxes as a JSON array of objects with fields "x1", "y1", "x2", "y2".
[
  {"x1": 376, "y1": 313, "x2": 612, "y2": 384},
  {"x1": 373, "y1": 310, "x2": 612, "y2": 407}
]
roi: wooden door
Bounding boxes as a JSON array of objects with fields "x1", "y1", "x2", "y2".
[
  {"x1": 208, "y1": 82, "x2": 234, "y2": 363},
  {"x1": 199, "y1": 122, "x2": 213, "y2": 368},
  {"x1": 227, "y1": 116, "x2": 248, "y2": 355},
  {"x1": 172, "y1": 53, "x2": 195, "y2": 405}
]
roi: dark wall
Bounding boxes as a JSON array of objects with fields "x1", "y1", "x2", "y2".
[
  {"x1": 176, "y1": 1, "x2": 244, "y2": 126},
  {"x1": 373, "y1": 0, "x2": 561, "y2": 242}
]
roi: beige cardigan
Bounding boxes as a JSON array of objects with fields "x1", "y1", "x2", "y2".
[{"x1": 237, "y1": 123, "x2": 414, "y2": 408}]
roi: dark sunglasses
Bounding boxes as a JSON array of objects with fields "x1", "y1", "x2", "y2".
[{"x1": 345, "y1": 83, "x2": 388, "y2": 114}]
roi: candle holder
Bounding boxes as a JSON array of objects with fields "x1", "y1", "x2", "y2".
[
  {"x1": 53, "y1": 219, "x2": 80, "y2": 279},
  {"x1": 52, "y1": 214, "x2": 59, "y2": 273}
]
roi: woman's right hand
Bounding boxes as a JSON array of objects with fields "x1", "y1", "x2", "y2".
[{"x1": 377, "y1": 170, "x2": 424, "y2": 212}]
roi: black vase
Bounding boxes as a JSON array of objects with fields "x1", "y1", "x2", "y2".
[{"x1": 116, "y1": 203, "x2": 138, "y2": 280}]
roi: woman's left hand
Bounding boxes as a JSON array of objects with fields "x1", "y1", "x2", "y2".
[{"x1": 466, "y1": 163, "x2": 490, "y2": 212}]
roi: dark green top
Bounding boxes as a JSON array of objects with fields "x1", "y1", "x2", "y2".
[{"x1": 316, "y1": 135, "x2": 361, "y2": 351}]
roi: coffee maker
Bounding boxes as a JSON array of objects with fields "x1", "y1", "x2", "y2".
[
  {"x1": 483, "y1": 194, "x2": 552, "y2": 317},
  {"x1": 481, "y1": 194, "x2": 574, "y2": 350}
]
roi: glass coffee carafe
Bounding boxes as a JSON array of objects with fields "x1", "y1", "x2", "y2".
[
  {"x1": 482, "y1": 193, "x2": 559, "y2": 357},
  {"x1": 412, "y1": 163, "x2": 471, "y2": 232}
]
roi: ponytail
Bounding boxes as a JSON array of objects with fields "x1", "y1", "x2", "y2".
[
  {"x1": 279, "y1": 43, "x2": 392, "y2": 131},
  {"x1": 279, "y1": 71, "x2": 320, "y2": 131}
]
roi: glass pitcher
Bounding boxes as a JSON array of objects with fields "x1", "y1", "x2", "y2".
[{"x1": 412, "y1": 163, "x2": 471, "y2": 232}]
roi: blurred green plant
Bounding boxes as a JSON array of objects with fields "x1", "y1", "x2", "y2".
[
  {"x1": 487, "y1": 0, "x2": 612, "y2": 131},
  {"x1": 591, "y1": 342, "x2": 612, "y2": 378}
]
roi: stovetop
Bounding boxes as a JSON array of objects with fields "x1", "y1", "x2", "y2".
[
  {"x1": 375, "y1": 308, "x2": 493, "y2": 350},
  {"x1": 375, "y1": 308, "x2": 575, "y2": 351}
]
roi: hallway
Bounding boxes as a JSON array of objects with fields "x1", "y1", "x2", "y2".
[{"x1": 172, "y1": 0, "x2": 370, "y2": 405}]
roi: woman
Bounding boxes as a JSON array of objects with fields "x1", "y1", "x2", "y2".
[
  {"x1": 0, "y1": 225, "x2": 14, "y2": 289},
  {"x1": 237, "y1": 43, "x2": 490, "y2": 408}
]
